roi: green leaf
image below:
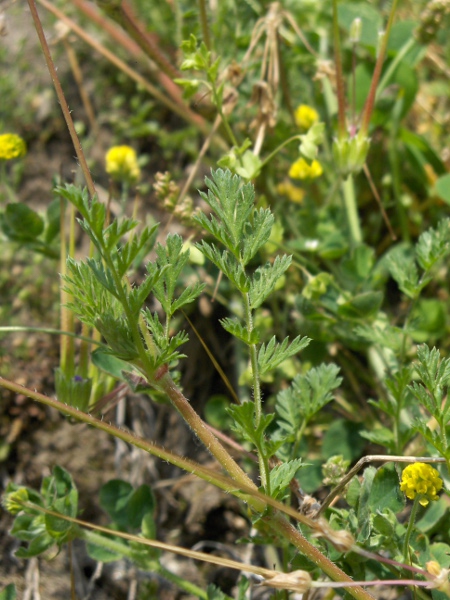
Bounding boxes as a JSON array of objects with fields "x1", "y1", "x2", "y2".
[
  {"x1": 386, "y1": 248, "x2": 422, "y2": 299},
  {"x1": 357, "y1": 466, "x2": 376, "y2": 541},
  {"x1": 196, "y1": 241, "x2": 250, "y2": 292},
  {"x1": 416, "y1": 498, "x2": 447, "y2": 533},
  {"x1": 143, "y1": 310, "x2": 189, "y2": 365},
  {"x1": 220, "y1": 317, "x2": 260, "y2": 345},
  {"x1": 249, "y1": 255, "x2": 292, "y2": 309},
  {"x1": 277, "y1": 364, "x2": 342, "y2": 428},
  {"x1": 258, "y1": 335, "x2": 310, "y2": 375},
  {"x1": 207, "y1": 584, "x2": 228, "y2": 600},
  {"x1": 44, "y1": 198, "x2": 61, "y2": 244},
  {"x1": 204, "y1": 395, "x2": 234, "y2": 429},
  {"x1": 99, "y1": 480, "x2": 155, "y2": 532},
  {"x1": 95, "y1": 314, "x2": 139, "y2": 361},
  {"x1": 241, "y1": 208, "x2": 274, "y2": 263},
  {"x1": 368, "y1": 464, "x2": 405, "y2": 514},
  {"x1": 195, "y1": 169, "x2": 254, "y2": 257},
  {"x1": 372, "y1": 510, "x2": 397, "y2": 539},
  {"x1": 299, "y1": 122, "x2": 325, "y2": 160},
  {"x1": 0, "y1": 584, "x2": 16, "y2": 600},
  {"x1": 269, "y1": 458, "x2": 304, "y2": 500},
  {"x1": 355, "y1": 323, "x2": 404, "y2": 352},
  {"x1": 227, "y1": 402, "x2": 274, "y2": 448},
  {"x1": 322, "y1": 419, "x2": 364, "y2": 462},
  {"x1": 15, "y1": 531, "x2": 54, "y2": 558},
  {"x1": 435, "y1": 174, "x2": 450, "y2": 204},
  {"x1": 415, "y1": 219, "x2": 450, "y2": 271},
  {"x1": 91, "y1": 348, "x2": 130, "y2": 380},
  {"x1": 337, "y1": 291, "x2": 383, "y2": 320},
  {"x1": 234, "y1": 150, "x2": 263, "y2": 180},
  {"x1": 1, "y1": 203, "x2": 44, "y2": 241},
  {"x1": 359, "y1": 427, "x2": 395, "y2": 449}
]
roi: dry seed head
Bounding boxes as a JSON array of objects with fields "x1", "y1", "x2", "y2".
[{"x1": 261, "y1": 569, "x2": 312, "y2": 593}]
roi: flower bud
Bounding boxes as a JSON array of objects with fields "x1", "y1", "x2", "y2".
[
  {"x1": 332, "y1": 134, "x2": 370, "y2": 178},
  {"x1": 349, "y1": 18, "x2": 362, "y2": 43}
]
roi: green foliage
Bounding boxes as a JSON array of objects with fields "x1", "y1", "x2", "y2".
[
  {"x1": 0, "y1": 585, "x2": 16, "y2": 600},
  {"x1": 0, "y1": 201, "x2": 60, "y2": 258},
  {"x1": 257, "y1": 335, "x2": 310, "y2": 376},
  {"x1": 276, "y1": 364, "x2": 342, "y2": 438},
  {"x1": 6, "y1": 0, "x2": 450, "y2": 596},
  {"x1": 57, "y1": 184, "x2": 203, "y2": 373},
  {"x1": 4, "y1": 466, "x2": 78, "y2": 559},
  {"x1": 269, "y1": 458, "x2": 304, "y2": 501},
  {"x1": 153, "y1": 234, "x2": 205, "y2": 317}
]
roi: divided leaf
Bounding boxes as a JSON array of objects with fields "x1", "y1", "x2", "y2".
[
  {"x1": 258, "y1": 335, "x2": 310, "y2": 375},
  {"x1": 249, "y1": 255, "x2": 292, "y2": 309},
  {"x1": 276, "y1": 363, "x2": 342, "y2": 435},
  {"x1": 269, "y1": 458, "x2": 304, "y2": 500}
]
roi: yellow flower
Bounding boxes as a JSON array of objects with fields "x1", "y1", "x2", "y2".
[
  {"x1": 294, "y1": 105, "x2": 319, "y2": 130},
  {"x1": 105, "y1": 145, "x2": 140, "y2": 183},
  {"x1": 276, "y1": 180, "x2": 305, "y2": 203},
  {"x1": 400, "y1": 462, "x2": 443, "y2": 506},
  {"x1": 289, "y1": 157, "x2": 323, "y2": 181},
  {"x1": 0, "y1": 133, "x2": 27, "y2": 161}
]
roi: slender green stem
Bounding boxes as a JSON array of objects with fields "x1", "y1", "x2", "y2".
[
  {"x1": 258, "y1": 135, "x2": 301, "y2": 171},
  {"x1": 403, "y1": 496, "x2": 421, "y2": 563},
  {"x1": 59, "y1": 199, "x2": 74, "y2": 375},
  {"x1": 198, "y1": 0, "x2": 211, "y2": 50},
  {"x1": 242, "y1": 289, "x2": 270, "y2": 494},
  {"x1": 211, "y1": 85, "x2": 238, "y2": 148},
  {"x1": 342, "y1": 174, "x2": 362, "y2": 245}
]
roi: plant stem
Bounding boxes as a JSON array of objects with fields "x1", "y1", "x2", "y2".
[
  {"x1": 342, "y1": 174, "x2": 362, "y2": 245},
  {"x1": 158, "y1": 372, "x2": 257, "y2": 490},
  {"x1": 0, "y1": 326, "x2": 107, "y2": 347},
  {"x1": 96, "y1": 0, "x2": 180, "y2": 80},
  {"x1": 403, "y1": 496, "x2": 421, "y2": 563},
  {"x1": 28, "y1": 0, "x2": 97, "y2": 199},
  {"x1": 267, "y1": 514, "x2": 375, "y2": 600},
  {"x1": 198, "y1": 0, "x2": 211, "y2": 50},
  {"x1": 359, "y1": 0, "x2": 401, "y2": 136},
  {"x1": 59, "y1": 199, "x2": 75, "y2": 375},
  {"x1": 2, "y1": 378, "x2": 377, "y2": 599},
  {"x1": 242, "y1": 289, "x2": 271, "y2": 494},
  {"x1": 37, "y1": 0, "x2": 213, "y2": 139},
  {"x1": 80, "y1": 529, "x2": 213, "y2": 599},
  {"x1": 332, "y1": 0, "x2": 347, "y2": 138}
]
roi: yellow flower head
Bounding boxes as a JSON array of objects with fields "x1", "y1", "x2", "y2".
[
  {"x1": 400, "y1": 462, "x2": 443, "y2": 506},
  {"x1": 276, "y1": 180, "x2": 305, "y2": 204},
  {"x1": 105, "y1": 145, "x2": 140, "y2": 183},
  {"x1": 0, "y1": 133, "x2": 27, "y2": 161},
  {"x1": 289, "y1": 157, "x2": 323, "y2": 181},
  {"x1": 294, "y1": 105, "x2": 319, "y2": 130}
]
